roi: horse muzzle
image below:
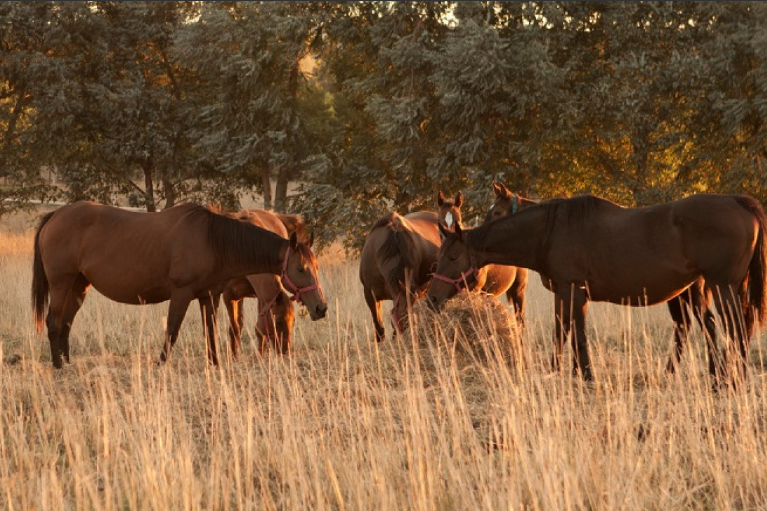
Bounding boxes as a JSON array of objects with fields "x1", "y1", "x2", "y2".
[{"x1": 309, "y1": 302, "x2": 328, "y2": 320}]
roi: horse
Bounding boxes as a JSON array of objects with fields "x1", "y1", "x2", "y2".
[
  {"x1": 486, "y1": 183, "x2": 716, "y2": 375},
  {"x1": 222, "y1": 209, "x2": 308, "y2": 356},
  {"x1": 436, "y1": 186, "x2": 534, "y2": 326},
  {"x1": 32, "y1": 202, "x2": 327, "y2": 368},
  {"x1": 359, "y1": 211, "x2": 440, "y2": 342},
  {"x1": 427, "y1": 194, "x2": 767, "y2": 382}
]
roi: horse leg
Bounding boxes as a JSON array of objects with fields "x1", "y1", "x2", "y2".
[
  {"x1": 691, "y1": 282, "x2": 720, "y2": 380},
  {"x1": 199, "y1": 293, "x2": 221, "y2": 366},
  {"x1": 665, "y1": 293, "x2": 692, "y2": 374},
  {"x1": 224, "y1": 288, "x2": 243, "y2": 359},
  {"x1": 159, "y1": 290, "x2": 194, "y2": 364},
  {"x1": 364, "y1": 287, "x2": 385, "y2": 343},
  {"x1": 551, "y1": 294, "x2": 566, "y2": 373},
  {"x1": 568, "y1": 286, "x2": 592, "y2": 381},
  {"x1": 45, "y1": 274, "x2": 89, "y2": 368},
  {"x1": 712, "y1": 284, "x2": 748, "y2": 382},
  {"x1": 506, "y1": 268, "x2": 527, "y2": 330}
]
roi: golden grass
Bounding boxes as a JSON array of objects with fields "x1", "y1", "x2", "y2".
[{"x1": 2, "y1": 210, "x2": 767, "y2": 510}]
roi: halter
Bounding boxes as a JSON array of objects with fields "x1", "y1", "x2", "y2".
[
  {"x1": 281, "y1": 247, "x2": 324, "y2": 306},
  {"x1": 431, "y1": 254, "x2": 478, "y2": 293},
  {"x1": 511, "y1": 194, "x2": 519, "y2": 214},
  {"x1": 257, "y1": 291, "x2": 283, "y2": 346}
]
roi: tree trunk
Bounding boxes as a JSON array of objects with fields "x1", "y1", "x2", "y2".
[
  {"x1": 143, "y1": 161, "x2": 156, "y2": 212},
  {"x1": 261, "y1": 165, "x2": 272, "y2": 210},
  {"x1": 163, "y1": 178, "x2": 176, "y2": 209},
  {"x1": 274, "y1": 166, "x2": 290, "y2": 212}
]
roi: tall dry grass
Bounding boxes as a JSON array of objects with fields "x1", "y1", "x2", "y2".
[{"x1": 1, "y1": 209, "x2": 767, "y2": 510}]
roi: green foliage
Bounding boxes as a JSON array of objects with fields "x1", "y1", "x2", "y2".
[{"x1": 2, "y1": 2, "x2": 767, "y2": 247}]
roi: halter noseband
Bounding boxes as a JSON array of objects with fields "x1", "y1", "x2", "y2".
[
  {"x1": 431, "y1": 254, "x2": 478, "y2": 293},
  {"x1": 281, "y1": 246, "x2": 324, "y2": 306}
]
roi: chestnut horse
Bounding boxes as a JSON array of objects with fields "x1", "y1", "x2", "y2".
[
  {"x1": 223, "y1": 209, "x2": 309, "y2": 356},
  {"x1": 437, "y1": 186, "x2": 534, "y2": 325},
  {"x1": 359, "y1": 211, "x2": 440, "y2": 342},
  {"x1": 32, "y1": 202, "x2": 327, "y2": 368},
  {"x1": 428, "y1": 194, "x2": 767, "y2": 382}
]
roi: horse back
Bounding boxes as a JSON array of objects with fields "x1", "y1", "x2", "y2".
[{"x1": 38, "y1": 202, "x2": 213, "y2": 304}]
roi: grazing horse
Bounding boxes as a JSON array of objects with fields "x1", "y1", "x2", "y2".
[
  {"x1": 223, "y1": 209, "x2": 309, "y2": 356},
  {"x1": 359, "y1": 211, "x2": 440, "y2": 342},
  {"x1": 486, "y1": 183, "x2": 715, "y2": 374},
  {"x1": 436, "y1": 186, "x2": 534, "y2": 325},
  {"x1": 32, "y1": 202, "x2": 327, "y2": 368},
  {"x1": 427, "y1": 194, "x2": 767, "y2": 382}
]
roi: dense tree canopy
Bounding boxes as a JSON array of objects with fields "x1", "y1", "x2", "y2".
[{"x1": 1, "y1": 1, "x2": 766, "y2": 250}]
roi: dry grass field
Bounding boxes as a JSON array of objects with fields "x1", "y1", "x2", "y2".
[{"x1": 2, "y1": 208, "x2": 767, "y2": 510}]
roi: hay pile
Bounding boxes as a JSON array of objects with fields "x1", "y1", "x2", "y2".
[{"x1": 408, "y1": 292, "x2": 523, "y2": 368}]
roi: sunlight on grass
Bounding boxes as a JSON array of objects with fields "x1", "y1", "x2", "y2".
[{"x1": 1, "y1": 210, "x2": 767, "y2": 510}]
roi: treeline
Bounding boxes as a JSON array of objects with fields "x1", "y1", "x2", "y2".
[{"x1": 2, "y1": 2, "x2": 766, "y2": 250}]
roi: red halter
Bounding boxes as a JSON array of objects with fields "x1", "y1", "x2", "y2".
[
  {"x1": 257, "y1": 291, "x2": 283, "y2": 346},
  {"x1": 281, "y1": 247, "x2": 324, "y2": 306},
  {"x1": 431, "y1": 262, "x2": 477, "y2": 293}
]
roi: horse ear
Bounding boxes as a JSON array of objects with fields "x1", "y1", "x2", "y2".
[
  {"x1": 499, "y1": 183, "x2": 512, "y2": 199},
  {"x1": 492, "y1": 182, "x2": 502, "y2": 198},
  {"x1": 289, "y1": 231, "x2": 299, "y2": 250},
  {"x1": 307, "y1": 232, "x2": 315, "y2": 249},
  {"x1": 437, "y1": 191, "x2": 445, "y2": 206},
  {"x1": 454, "y1": 191, "x2": 463, "y2": 209}
]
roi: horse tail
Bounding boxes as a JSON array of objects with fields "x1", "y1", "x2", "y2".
[
  {"x1": 273, "y1": 212, "x2": 308, "y2": 243},
  {"x1": 734, "y1": 195, "x2": 767, "y2": 331},
  {"x1": 376, "y1": 214, "x2": 418, "y2": 296},
  {"x1": 32, "y1": 211, "x2": 55, "y2": 334}
]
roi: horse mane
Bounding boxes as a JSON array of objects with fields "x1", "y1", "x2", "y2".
[
  {"x1": 184, "y1": 204, "x2": 285, "y2": 269},
  {"x1": 373, "y1": 213, "x2": 419, "y2": 295}
]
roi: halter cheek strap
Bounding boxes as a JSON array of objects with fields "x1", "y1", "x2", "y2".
[
  {"x1": 431, "y1": 254, "x2": 478, "y2": 293},
  {"x1": 257, "y1": 292, "x2": 282, "y2": 345},
  {"x1": 511, "y1": 194, "x2": 519, "y2": 214},
  {"x1": 281, "y1": 247, "x2": 325, "y2": 306}
]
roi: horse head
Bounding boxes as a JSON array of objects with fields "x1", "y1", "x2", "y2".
[
  {"x1": 281, "y1": 232, "x2": 328, "y2": 320},
  {"x1": 427, "y1": 221, "x2": 478, "y2": 310}
]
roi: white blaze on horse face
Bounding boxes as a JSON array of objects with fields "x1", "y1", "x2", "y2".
[
  {"x1": 488, "y1": 204, "x2": 495, "y2": 211},
  {"x1": 445, "y1": 212, "x2": 454, "y2": 229}
]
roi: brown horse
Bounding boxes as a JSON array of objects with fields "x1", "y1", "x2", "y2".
[
  {"x1": 32, "y1": 202, "x2": 327, "y2": 368},
  {"x1": 487, "y1": 183, "x2": 716, "y2": 374},
  {"x1": 222, "y1": 209, "x2": 308, "y2": 356},
  {"x1": 427, "y1": 194, "x2": 767, "y2": 382},
  {"x1": 436, "y1": 186, "x2": 533, "y2": 325},
  {"x1": 359, "y1": 211, "x2": 440, "y2": 342}
]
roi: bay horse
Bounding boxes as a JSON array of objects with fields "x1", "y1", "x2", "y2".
[
  {"x1": 427, "y1": 194, "x2": 767, "y2": 382},
  {"x1": 222, "y1": 209, "x2": 309, "y2": 356},
  {"x1": 32, "y1": 202, "x2": 327, "y2": 368},
  {"x1": 486, "y1": 183, "x2": 716, "y2": 375},
  {"x1": 359, "y1": 211, "x2": 440, "y2": 342},
  {"x1": 437, "y1": 186, "x2": 534, "y2": 326}
]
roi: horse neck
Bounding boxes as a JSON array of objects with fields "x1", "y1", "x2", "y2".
[
  {"x1": 215, "y1": 226, "x2": 287, "y2": 280},
  {"x1": 469, "y1": 209, "x2": 545, "y2": 272}
]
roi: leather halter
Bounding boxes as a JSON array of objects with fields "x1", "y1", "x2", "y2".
[
  {"x1": 257, "y1": 291, "x2": 283, "y2": 346},
  {"x1": 431, "y1": 254, "x2": 478, "y2": 293},
  {"x1": 281, "y1": 247, "x2": 324, "y2": 306}
]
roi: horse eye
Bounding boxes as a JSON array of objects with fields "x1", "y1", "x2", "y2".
[
  {"x1": 448, "y1": 254, "x2": 458, "y2": 262},
  {"x1": 298, "y1": 266, "x2": 306, "y2": 273}
]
